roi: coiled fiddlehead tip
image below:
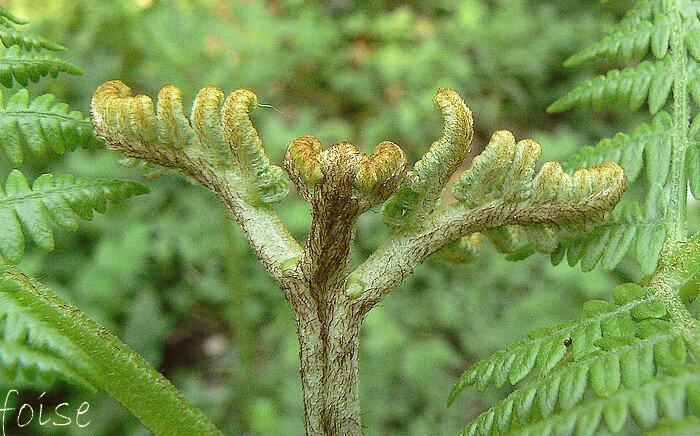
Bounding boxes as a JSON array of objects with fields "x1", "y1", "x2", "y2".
[
  {"x1": 433, "y1": 87, "x2": 474, "y2": 146},
  {"x1": 285, "y1": 135, "x2": 324, "y2": 188},
  {"x1": 355, "y1": 140, "x2": 407, "y2": 197},
  {"x1": 382, "y1": 87, "x2": 474, "y2": 227}
]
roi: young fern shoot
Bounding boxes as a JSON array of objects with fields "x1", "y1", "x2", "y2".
[{"x1": 92, "y1": 82, "x2": 625, "y2": 435}]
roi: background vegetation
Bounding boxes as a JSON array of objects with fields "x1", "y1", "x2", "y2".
[{"x1": 0, "y1": 0, "x2": 696, "y2": 434}]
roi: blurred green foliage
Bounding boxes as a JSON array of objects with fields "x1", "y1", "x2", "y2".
[{"x1": 0, "y1": 0, "x2": 697, "y2": 434}]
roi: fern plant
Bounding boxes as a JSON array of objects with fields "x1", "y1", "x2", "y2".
[
  {"x1": 0, "y1": 2, "x2": 694, "y2": 435},
  {"x1": 0, "y1": 7, "x2": 220, "y2": 435},
  {"x1": 449, "y1": 0, "x2": 700, "y2": 434},
  {"x1": 89, "y1": 76, "x2": 624, "y2": 433}
]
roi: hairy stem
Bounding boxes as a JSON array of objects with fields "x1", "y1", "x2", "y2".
[
  {"x1": 647, "y1": 234, "x2": 700, "y2": 359},
  {"x1": 664, "y1": 0, "x2": 690, "y2": 245},
  {"x1": 353, "y1": 192, "x2": 622, "y2": 313},
  {"x1": 292, "y1": 289, "x2": 362, "y2": 436}
]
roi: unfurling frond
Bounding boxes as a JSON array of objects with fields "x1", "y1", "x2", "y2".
[
  {"x1": 91, "y1": 80, "x2": 289, "y2": 204},
  {"x1": 0, "y1": 88, "x2": 102, "y2": 166},
  {"x1": 0, "y1": 45, "x2": 82, "y2": 88},
  {"x1": 549, "y1": 56, "x2": 673, "y2": 114},
  {"x1": 449, "y1": 130, "x2": 626, "y2": 263},
  {"x1": 450, "y1": 282, "x2": 697, "y2": 436},
  {"x1": 285, "y1": 135, "x2": 324, "y2": 198},
  {"x1": 0, "y1": 170, "x2": 148, "y2": 263},
  {"x1": 382, "y1": 88, "x2": 473, "y2": 227},
  {"x1": 285, "y1": 136, "x2": 407, "y2": 211}
]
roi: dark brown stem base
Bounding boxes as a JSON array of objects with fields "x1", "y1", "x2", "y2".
[{"x1": 292, "y1": 290, "x2": 362, "y2": 436}]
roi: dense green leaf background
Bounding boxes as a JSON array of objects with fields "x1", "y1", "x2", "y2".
[{"x1": 0, "y1": 0, "x2": 697, "y2": 434}]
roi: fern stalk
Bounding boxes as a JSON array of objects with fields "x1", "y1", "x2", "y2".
[
  {"x1": 648, "y1": 234, "x2": 700, "y2": 359},
  {"x1": 664, "y1": 0, "x2": 690, "y2": 245}
]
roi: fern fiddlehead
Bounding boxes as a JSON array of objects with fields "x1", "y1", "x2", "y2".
[
  {"x1": 91, "y1": 79, "x2": 625, "y2": 434},
  {"x1": 350, "y1": 124, "x2": 625, "y2": 307},
  {"x1": 91, "y1": 80, "x2": 302, "y2": 283}
]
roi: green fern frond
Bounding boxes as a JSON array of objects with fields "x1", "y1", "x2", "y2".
[
  {"x1": 565, "y1": 18, "x2": 669, "y2": 67},
  {"x1": 647, "y1": 416, "x2": 700, "y2": 435},
  {"x1": 0, "y1": 45, "x2": 82, "y2": 88},
  {"x1": 549, "y1": 56, "x2": 673, "y2": 114},
  {"x1": 480, "y1": 365, "x2": 700, "y2": 436},
  {"x1": 0, "y1": 18, "x2": 65, "y2": 52},
  {"x1": 0, "y1": 311, "x2": 94, "y2": 388},
  {"x1": 688, "y1": 113, "x2": 700, "y2": 200},
  {"x1": 562, "y1": 111, "x2": 672, "y2": 186},
  {"x1": 0, "y1": 6, "x2": 28, "y2": 25},
  {"x1": 451, "y1": 283, "x2": 697, "y2": 436},
  {"x1": 552, "y1": 183, "x2": 666, "y2": 274},
  {"x1": 0, "y1": 271, "x2": 99, "y2": 389},
  {"x1": 689, "y1": 144, "x2": 699, "y2": 200},
  {"x1": 618, "y1": 0, "x2": 662, "y2": 30},
  {"x1": 687, "y1": 62, "x2": 700, "y2": 106},
  {"x1": 0, "y1": 170, "x2": 148, "y2": 263},
  {"x1": 686, "y1": 28, "x2": 700, "y2": 61},
  {"x1": 0, "y1": 88, "x2": 102, "y2": 166},
  {"x1": 450, "y1": 283, "x2": 664, "y2": 403},
  {"x1": 0, "y1": 262, "x2": 221, "y2": 434}
]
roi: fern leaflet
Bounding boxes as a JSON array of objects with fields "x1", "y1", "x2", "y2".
[
  {"x1": 0, "y1": 270, "x2": 98, "y2": 389},
  {"x1": 0, "y1": 45, "x2": 82, "y2": 88},
  {"x1": 549, "y1": 56, "x2": 673, "y2": 114},
  {"x1": 0, "y1": 6, "x2": 27, "y2": 26},
  {"x1": 0, "y1": 17, "x2": 65, "y2": 52},
  {"x1": 450, "y1": 283, "x2": 697, "y2": 436},
  {"x1": 565, "y1": 18, "x2": 669, "y2": 67},
  {"x1": 552, "y1": 183, "x2": 666, "y2": 275},
  {"x1": 0, "y1": 170, "x2": 148, "y2": 262},
  {"x1": 0, "y1": 88, "x2": 102, "y2": 165},
  {"x1": 618, "y1": 0, "x2": 662, "y2": 30},
  {"x1": 648, "y1": 416, "x2": 700, "y2": 435}
]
